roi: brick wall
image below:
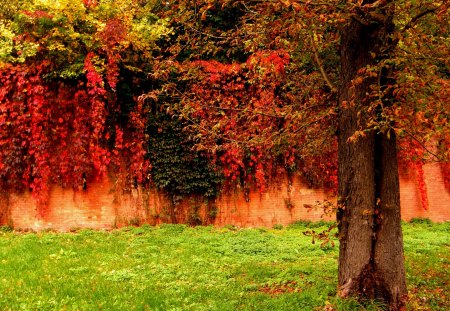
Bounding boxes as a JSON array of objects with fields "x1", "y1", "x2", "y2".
[
  {"x1": 399, "y1": 164, "x2": 450, "y2": 222},
  {"x1": 0, "y1": 163, "x2": 448, "y2": 231}
]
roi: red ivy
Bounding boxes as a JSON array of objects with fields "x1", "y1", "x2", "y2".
[
  {"x1": 0, "y1": 54, "x2": 149, "y2": 212},
  {"x1": 179, "y1": 50, "x2": 337, "y2": 192},
  {"x1": 398, "y1": 140, "x2": 429, "y2": 210}
]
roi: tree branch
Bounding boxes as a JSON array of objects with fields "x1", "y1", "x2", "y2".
[
  {"x1": 381, "y1": 3, "x2": 447, "y2": 55},
  {"x1": 310, "y1": 35, "x2": 337, "y2": 93},
  {"x1": 400, "y1": 4, "x2": 447, "y2": 34},
  {"x1": 201, "y1": 105, "x2": 285, "y2": 119},
  {"x1": 401, "y1": 128, "x2": 442, "y2": 161}
]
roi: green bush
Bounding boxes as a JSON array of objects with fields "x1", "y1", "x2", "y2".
[
  {"x1": 272, "y1": 224, "x2": 284, "y2": 230},
  {"x1": 409, "y1": 217, "x2": 433, "y2": 225}
]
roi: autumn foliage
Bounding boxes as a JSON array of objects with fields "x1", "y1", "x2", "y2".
[
  {"x1": 0, "y1": 0, "x2": 449, "y2": 211},
  {"x1": 2, "y1": 1, "x2": 449, "y2": 309},
  {"x1": 0, "y1": 0, "x2": 162, "y2": 209}
]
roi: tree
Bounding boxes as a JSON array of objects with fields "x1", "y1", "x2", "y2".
[
  {"x1": 336, "y1": 1, "x2": 406, "y2": 307},
  {"x1": 148, "y1": 1, "x2": 449, "y2": 309},
  {"x1": 337, "y1": 2, "x2": 448, "y2": 307}
]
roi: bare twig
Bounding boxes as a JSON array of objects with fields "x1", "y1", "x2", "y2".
[
  {"x1": 400, "y1": 128, "x2": 442, "y2": 161},
  {"x1": 184, "y1": 23, "x2": 224, "y2": 39},
  {"x1": 200, "y1": 105, "x2": 285, "y2": 119},
  {"x1": 292, "y1": 115, "x2": 328, "y2": 134}
]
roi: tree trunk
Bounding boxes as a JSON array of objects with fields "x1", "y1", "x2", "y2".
[{"x1": 337, "y1": 3, "x2": 407, "y2": 309}]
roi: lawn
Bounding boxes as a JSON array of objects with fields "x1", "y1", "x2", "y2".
[{"x1": 0, "y1": 220, "x2": 448, "y2": 310}]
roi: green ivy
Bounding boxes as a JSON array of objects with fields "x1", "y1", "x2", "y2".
[{"x1": 146, "y1": 108, "x2": 223, "y2": 199}]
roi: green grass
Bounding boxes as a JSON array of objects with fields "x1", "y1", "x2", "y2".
[{"x1": 0, "y1": 221, "x2": 448, "y2": 310}]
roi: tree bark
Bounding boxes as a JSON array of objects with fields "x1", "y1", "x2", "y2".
[{"x1": 337, "y1": 2, "x2": 407, "y2": 309}]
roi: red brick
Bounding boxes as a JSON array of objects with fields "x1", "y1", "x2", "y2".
[{"x1": 1, "y1": 163, "x2": 448, "y2": 231}]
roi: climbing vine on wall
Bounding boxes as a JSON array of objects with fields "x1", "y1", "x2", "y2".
[
  {"x1": 1, "y1": 0, "x2": 448, "y2": 213},
  {"x1": 146, "y1": 108, "x2": 222, "y2": 198},
  {"x1": 0, "y1": 0, "x2": 168, "y2": 210},
  {"x1": 147, "y1": 49, "x2": 339, "y2": 192}
]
